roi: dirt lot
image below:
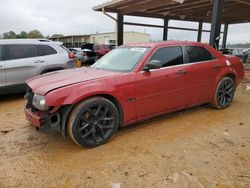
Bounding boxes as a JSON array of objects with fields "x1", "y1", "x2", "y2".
[{"x1": 0, "y1": 75, "x2": 250, "y2": 188}]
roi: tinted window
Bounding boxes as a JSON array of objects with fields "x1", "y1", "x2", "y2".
[
  {"x1": 186, "y1": 46, "x2": 215, "y2": 63},
  {"x1": 6, "y1": 45, "x2": 38, "y2": 60},
  {"x1": 37, "y1": 45, "x2": 57, "y2": 56},
  {"x1": 149, "y1": 46, "x2": 183, "y2": 67},
  {"x1": 0, "y1": 45, "x2": 2, "y2": 61}
]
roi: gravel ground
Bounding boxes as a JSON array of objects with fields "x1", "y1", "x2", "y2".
[{"x1": 0, "y1": 75, "x2": 250, "y2": 188}]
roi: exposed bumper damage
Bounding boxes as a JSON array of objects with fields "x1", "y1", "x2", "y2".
[{"x1": 24, "y1": 87, "x2": 73, "y2": 137}]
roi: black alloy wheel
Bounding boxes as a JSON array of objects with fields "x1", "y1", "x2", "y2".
[
  {"x1": 211, "y1": 77, "x2": 235, "y2": 109},
  {"x1": 67, "y1": 97, "x2": 119, "y2": 147}
]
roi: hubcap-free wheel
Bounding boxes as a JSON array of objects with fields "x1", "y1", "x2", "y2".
[
  {"x1": 211, "y1": 77, "x2": 235, "y2": 109},
  {"x1": 67, "y1": 97, "x2": 119, "y2": 147}
]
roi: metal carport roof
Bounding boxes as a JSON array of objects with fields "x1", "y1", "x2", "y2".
[
  {"x1": 93, "y1": 0, "x2": 250, "y2": 24},
  {"x1": 93, "y1": 0, "x2": 250, "y2": 47}
]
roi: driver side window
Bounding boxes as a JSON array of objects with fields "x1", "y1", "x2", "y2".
[{"x1": 149, "y1": 46, "x2": 183, "y2": 68}]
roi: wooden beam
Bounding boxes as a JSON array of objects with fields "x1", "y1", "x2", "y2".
[
  {"x1": 148, "y1": 0, "x2": 211, "y2": 13},
  {"x1": 232, "y1": 0, "x2": 250, "y2": 6},
  {"x1": 93, "y1": 0, "x2": 126, "y2": 11},
  {"x1": 158, "y1": 2, "x2": 213, "y2": 14},
  {"x1": 124, "y1": 22, "x2": 163, "y2": 28},
  {"x1": 120, "y1": 0, "x2": 174, "y2": 14}
]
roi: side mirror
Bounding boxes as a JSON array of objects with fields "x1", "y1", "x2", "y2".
[{"x1": 143, "y1": 60, "x2": 162, "y2": 71}]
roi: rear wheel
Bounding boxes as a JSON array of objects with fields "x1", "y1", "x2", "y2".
[
  {"x1": 67, "y1": 97, "x2": 119, "y2": 147},
  {"x1": 210, "y1": 77, "x2": 235, "y2": 109}
]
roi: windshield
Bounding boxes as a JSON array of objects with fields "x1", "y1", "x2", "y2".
[{"x1": 92, "y1": 47, "x2": 149, "y2": 72}]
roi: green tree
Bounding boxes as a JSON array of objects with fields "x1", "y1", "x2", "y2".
[
  {"x1": 19, "y1": 31, "x2": 28, "y2": 38},
  {"x1": 27, "y1": 30, "x2": 43, "y2": 38},
  {"x1": 3, "y1": 31, "x2": 17, "y2": 39}
]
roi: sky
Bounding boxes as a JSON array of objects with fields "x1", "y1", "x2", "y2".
[{"x1": 0, "y1": 0, "x2": 250, "y2": 44}]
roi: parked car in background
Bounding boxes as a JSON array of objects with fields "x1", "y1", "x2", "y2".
[
  {"x1": 0, "y1": 39, "x2": 76, "y2": 95},
  {"x1": 68, "y1": 48, "x2": 86, "y2": 65},
  {"x1": 219, "y1": 48, "x2": 247, "y2": 64},
  {"x1": 81, "y1": 43, "x2": 112, "y2": 61},
  {"x1": 93, "y1": 44, "x2": 112, "y2": 58},
  {"x1": 81, "y1": 49, "x2": 98, "y2": 65},
  {"x1": 243, "y1": 49, "x2": 250, "y2": 64},
  {"x1": 25, "y1": 41, "x2": 244, "y2": 148},
  {"x1": 231, "y1": 48, "x2": 245, "y2": 59},
  {"x1": 81, "y1": 43, "x2": 99, "y2": 65},
  {"x1": 219, "y1": 48, "x2": 233, "y2": 55}
]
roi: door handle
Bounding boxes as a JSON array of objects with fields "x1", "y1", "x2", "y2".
[
  {"x1": 177, "y1": 70, "x2": 188, "y2": 75},
  {"x1": 213, "y1": 64, "x2": 221, "y2": 69},
  {"x1": 34, "y1": 60, "x2": 45, "y2": 63}
]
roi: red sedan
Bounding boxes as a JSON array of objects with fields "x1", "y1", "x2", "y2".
[{"x1": 24, "y1": 41, "x2": 244, "y2": 147}]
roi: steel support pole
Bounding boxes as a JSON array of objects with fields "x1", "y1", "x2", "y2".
[
  {"x1": 71, "y1": 36, "x2": 74, "y2": 47},
  {"x1": 197, "y1": 21, "x2": 203, "y2": 42},
  {"x1": 163, "y1": 18, "x2": 169, "y2": 41},
  {"x1": 209, "y1": 0, "x2": 224, "y2": 49},
  {"x1": 222, "y1": 23, "x2": 229, "y2": 49},
  {"x1": 117, "y1": 13, "x2": 124, "y2": 46}
]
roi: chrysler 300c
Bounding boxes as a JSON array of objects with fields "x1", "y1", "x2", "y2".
[{"x1": 24, "y1": 41, "x2": 244, "y2": 147}]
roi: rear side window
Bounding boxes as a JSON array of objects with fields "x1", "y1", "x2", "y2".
[
  {"x1": 37, "y1": 45, "x2": 57, "y2": 56},
  {"x1": 186, "y1": 46, "x2": 215, "y2": 63},
  {"x1": 149, "y1": 46, "x2": 183, "y2": 67},
  {"x1": 6, "y1": 45, "x2": 38, "y2": 60}
]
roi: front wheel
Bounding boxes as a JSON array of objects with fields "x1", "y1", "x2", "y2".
[
  {"x1": 210, "y1": 77, "x2": 235, "y2": 109},
  {"x1": 67, "y1": 97, "x2": 119, "y2": 148}
]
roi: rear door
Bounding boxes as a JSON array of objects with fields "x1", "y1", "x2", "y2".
[
  {"x1": 37, "y1": 44, "x2": 58, "y2": 67},
  {"x1": 0, "y1": 45, "x2": 6, "y2": 91},
  {"x1": 185, "y1": 46, "x2": 222, "y2": 104},
  {"x1": 5, "y1": 44, "x2": 46, "y2": 87},
  {"x1": 136, "y1": 46, "x2": 189, "y2": 119}
]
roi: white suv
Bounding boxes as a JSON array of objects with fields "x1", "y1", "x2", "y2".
[{"x1": 0, "y1": 39, "x2": 76, "y2": 94}]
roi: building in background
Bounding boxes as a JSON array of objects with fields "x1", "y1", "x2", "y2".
[
  {"x1": 90, "y1": 31, "x2": 150, "y2": 46},
  {"x1": 49, "y1": 35, "x2": 91, "y2": 48},
  {"x1": 49, "y1": 31, "x2": 150, "y2": 48}
]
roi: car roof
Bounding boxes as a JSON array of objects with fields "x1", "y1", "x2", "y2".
[
  {"x1": 0, "y1": 39, "x2": 54, "y2": 45},
  {"x1": 122, "y1": 41, "x2": 209, "y2": 48}
]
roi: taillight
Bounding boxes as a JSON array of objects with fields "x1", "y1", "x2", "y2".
[{"x1": 69, "y1": 53, "x2": 75, "y2": 59}]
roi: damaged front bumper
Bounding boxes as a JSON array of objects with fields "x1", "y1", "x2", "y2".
[
  {"x1": 24, "y1": 107, "x2": 61, "y2": 132},
  {"x1": 24, "y1": 87, "x2": 73, "y2": 136}
]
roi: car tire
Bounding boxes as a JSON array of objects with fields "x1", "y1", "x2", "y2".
[
  {"x1": 210, "y1": 77, "x2": 235, "y2": 109},
  {"x1": 67, "y1": 97, "x2": 119, "y2": 148}
]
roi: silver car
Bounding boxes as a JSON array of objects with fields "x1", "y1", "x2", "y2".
[{"x1": 0, "y1": 39, "x2": 76, "y2": 94}]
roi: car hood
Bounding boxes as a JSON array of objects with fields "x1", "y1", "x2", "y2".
[{"x1": 26, "y1": 67, "x2": 121, "y2": 95}]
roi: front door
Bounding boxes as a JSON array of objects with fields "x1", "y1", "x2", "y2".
[{"x1": 136, "y1": 46, "x2": 189, "y2": 119}]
